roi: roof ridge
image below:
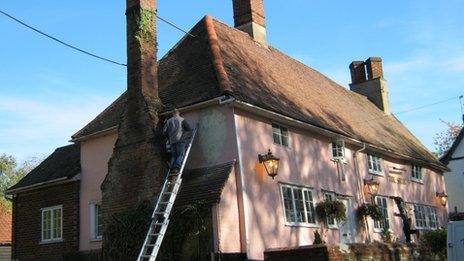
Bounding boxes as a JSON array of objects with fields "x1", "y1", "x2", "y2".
[{"x1": 204, "y1": 15, "x2": 233, "y2": 95}]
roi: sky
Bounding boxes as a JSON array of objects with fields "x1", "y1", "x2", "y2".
[{"x1": 1, "y1": 0, "x2": 463, "y2": 162}]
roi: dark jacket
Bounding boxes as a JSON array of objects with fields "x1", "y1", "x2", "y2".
[{"x1": 163, "y1": 115, "x2": 192, "y2": 144}]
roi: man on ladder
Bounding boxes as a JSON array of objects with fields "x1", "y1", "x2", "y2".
[{"x1": 163, "y1": 109, "x2": 192, "y2": 175}]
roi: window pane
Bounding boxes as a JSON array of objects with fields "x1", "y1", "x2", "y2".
[
  {"x1": 293, "y1": 189, "x2": 306, "y2": 223},
  {"x1": 303, "y1": 190, "x2": 316, "y2": 224},
  {"x1": 281, "y1": 135, "x2": 289, "y2": 147},
  {"x1": 374, "y1": 197, "x2": 389, "y2": 229},
  {"x1": 282, "y1": 187, "x2": 295, "y2": 222}
]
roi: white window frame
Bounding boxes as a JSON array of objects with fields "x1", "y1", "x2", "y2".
[
  {"x1": 280, "y1": 183, "x2": 318, "y2": 227},
  {"x1": 324, "y1": 192, "x2": 338, "y2": 229},
  {"x1": 413, "y1": 204, "x2": 438, "y2": 230},
  {"x1": 90, "y1": 203, "x2": 102, "y2": 240},
  {"x1": 373, "y1": 196, "x2": 389, "y2": 232},
  {"x1": 41, "y1": 205, "x2": 63, "y2": 243},
  {"x1": 272, "y1": 123, "x2": 290, "y2": 147},
  {"x1": 411, "y1": 165, "x2": 423, "y2": 182},
  {"x1": 331, "y1": 140, "x2": 345, "y2": 160},
  {"x1": 367, "y1": 154, "x2": 384, "y2": 176}
]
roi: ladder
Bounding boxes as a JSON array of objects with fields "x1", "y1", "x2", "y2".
[{"x1": 137, "y1": 128, "x2": 197, "y2": 261}]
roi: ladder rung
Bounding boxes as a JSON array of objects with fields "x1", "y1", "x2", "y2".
[
  {"x1": 149, "y1": 233, "x2": 161, "y2": 237},
  {"x1": 159, "y1": 201, "x2": 171, "y2": 205},
  {"x1": 153, "y1": 212, "x2": 165, "y2": 215},
  {"x1": 153, "y1": 222, "x2": 167, "y2": 226}
]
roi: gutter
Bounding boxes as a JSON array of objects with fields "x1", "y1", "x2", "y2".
[
  {"x1": 5, "y1": 174, "x2": 80, "y2": 195},
  {"x1": 72, "y1": 96, "x2": 228, "y2": 142},
  {"x1": 231, "y1": 99, "x2": 448, "y2": 172}
]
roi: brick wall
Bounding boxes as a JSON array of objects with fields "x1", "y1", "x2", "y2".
[
  {"x1": 12, "y1": 182, "x2": 79, "y2": 261},
  {"x1": 264, "y1": 243, "x2": 424, "y2": 261}
]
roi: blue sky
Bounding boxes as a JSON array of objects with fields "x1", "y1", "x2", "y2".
[{"x1": 1, "y1": 0, "x2": 463, "y2": 161}]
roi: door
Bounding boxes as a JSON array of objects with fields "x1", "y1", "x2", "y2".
[
  {"x1": 338, "y1": 198, "x2": 356, "y2": 244},
  {"x1": 448, "y1": 221, "x2": 464, "y2": 261}
]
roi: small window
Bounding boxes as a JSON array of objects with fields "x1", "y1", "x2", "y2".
[
  {"x1": 373, "y1": 196, "x2": 389, "y2": 231},
  {"x1": 331, "y1": 140, "x2": 345, "y2": 159},
  {"x1": 324, "y1": 192, "x2": 338, "y2": 228},
  {"x1": 280, "y1": 184, "x2": 316, "y2": 225},
  {"x1": 272, "y1": 124, "x2": 289, "y2": 147},
  {"x1": 91, "y1": 203, "x2": 102, "y2": 239},
  {"x1": 368, "y1": 154, "x2": 383, "y2": 175},
  {"x1": 41, "y1": 205, "x2": 62, "y2": 242},
  {"x1": 411, "y1": 165, "x2": 423, "y2": 181}
]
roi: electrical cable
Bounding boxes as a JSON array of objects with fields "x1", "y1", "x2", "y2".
[{"x1": 0, "y1": 9, "x2": 127, "y2": 67}]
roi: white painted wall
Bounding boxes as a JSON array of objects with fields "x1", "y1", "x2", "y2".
[{"x1": 445, "y1": 139, "x2": 464, "y2": 212}]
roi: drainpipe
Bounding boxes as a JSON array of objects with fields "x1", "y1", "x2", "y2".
[{"x1": 353, "y1": 143, "x2": 372, "y2": 243}]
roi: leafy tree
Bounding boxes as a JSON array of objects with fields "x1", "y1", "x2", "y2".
[
  {"x1": 0, "y1": 154, "x2": 39, "y2": 208},
  {"x1": 433, "y1": 120, "x2": 463, "y2": 157}
]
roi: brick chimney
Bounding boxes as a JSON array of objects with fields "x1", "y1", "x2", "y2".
[
  {"x1": 233, "y1": 0, "x2": 267, "y2": 44},
  {"x1": 349, "y1": 57, "x2": 390, "y2": 114},
  {"x1": 101, "y1": 0, "x2": 165, "y2": 259}
]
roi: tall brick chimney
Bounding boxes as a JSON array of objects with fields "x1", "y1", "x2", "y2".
[
  {"x1": 101, "y1": 0, "x2": 165, "y2": 259},
  {"x1": 349, "y1": 57, "x2": 390, "y2": 114},
  {"x1": 233, "y1": 0, "x2": 267, "y2": 44}
]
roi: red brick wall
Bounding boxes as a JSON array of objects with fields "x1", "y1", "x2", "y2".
[
  {"x1": 12, "y1": 182, "x2": 79, "y2": 261},
  {"x1": 233, "y1": 0, "x2": 266, "y2": 27}
]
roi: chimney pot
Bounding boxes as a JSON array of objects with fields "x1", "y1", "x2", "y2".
[
  {"x1": 349, "y1": 61, "x2": 367, "y2": 84},
  {"x1": 233, "y1": 0, "x2": 267, "y2": 44},
  {"x1": 366, "y1": 57, "x2": 384, "y2": 80}
]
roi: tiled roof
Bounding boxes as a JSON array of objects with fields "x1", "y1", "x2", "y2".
[
  {"x1": 7, "y1": 144, "x2": 81, "y2": 192},
  {"x1": 175, "y1": 161, "x2": 234, "y2": 207},
  {"x1": 71, "y1": 16, "x2": 443, "y2": 168},
  {"x1": 0, "y1": 204, "x2": 12, "y2": 244}
]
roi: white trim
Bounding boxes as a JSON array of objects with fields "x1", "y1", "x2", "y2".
[
  {"x1": 90, "y1": 202, "x2": 102, "y2": 240},
  {"x1": 41, "y1": 205, "x2": 63, "y2": 243},
  {"x1": 411, "y1": 165, "x2": 423, "y2": 182},
  {"x1": 367, "y1": 154, "x2": 384, "y2": 176},
  {"x1": 330, "y1": 140, "x2": 346, "y2": 161},
  {"x1": 5, "y1": 176, "x2": 79, "y2": 195},
  {"x1": 233, "y1": 112, "x2": 250, "y2": 254},
  {"x1": 373, "y1": 196, "x2": 390, "y2": 232},
  {"x1": 271, "y1": 122, "x2": 290, "y2": 148},
  {"x1": 279, "y1": 183, "x2": 318, "y2": 227}
]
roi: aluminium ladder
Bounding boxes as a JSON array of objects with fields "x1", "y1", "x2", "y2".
[{"x1": 137, "y1": 128, "x2": 197, "y2": 261}]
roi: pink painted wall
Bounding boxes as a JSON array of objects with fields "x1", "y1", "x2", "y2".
[
  {"x1": 79, "y1": 133, "x2": 117, "y2": 251},
  {"x1": 232, "y1": 108, "x2": 446, "y2": 260}
]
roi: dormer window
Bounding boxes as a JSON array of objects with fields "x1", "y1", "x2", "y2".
[
  {"x1": 331, "y1": 140, "x2": 345, "y2": 159},
  {"x1": 411, "y1": 165, "x2": 423, "y2": 182},
  {"x1": 272, "y1": 123, "x2": 289, "y2": 147},
  {"x1": 368, "y1": 154, "x2": 383, "y2": 175}
]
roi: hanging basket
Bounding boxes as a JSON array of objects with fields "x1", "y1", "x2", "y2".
[
  {"x1": 357, "y1": 203, "x2": 383, "y2": 221},
  {"x1": 315, "y1": 199, "x2": 346, "y2": 222}
]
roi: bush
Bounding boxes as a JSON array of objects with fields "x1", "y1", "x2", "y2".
[
  {"x1": 357, "y1": 203, "x2": 383, "y2": 221},
  {"x1": 419, "y1": 229, "x2": 447, "y2": 260},
  {"x1": 315, "y1": 199, "x2": 346, "y2": 222},
  {"x1": 449, "y1": 212, "x2": 464, "y2": 221}
]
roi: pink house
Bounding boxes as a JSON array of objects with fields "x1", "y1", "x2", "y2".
[{"x1": 8, "y1": 0, "x2": 448, "y2": 260}]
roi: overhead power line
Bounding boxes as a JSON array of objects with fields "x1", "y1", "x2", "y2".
[
  {"x1": 356, "y1": 95, "x2": 462, "y2": 125},
  {"x1": 0, "y1": 9, "x2": 127, "y2": 67},
  {"x1": 0, "y1": 9, "x2": 194, "y2": 67}
]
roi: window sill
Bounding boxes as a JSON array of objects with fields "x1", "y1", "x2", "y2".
[
  {"x1": 40, "y1": 239, "x2": 64, "y2": 245},
  {"x1": 327, "y1": 225, "x2": 339, "y2": 230},
  {"x1": 410, "y1": 179, "x2": 424, "y2": 184},
  {"x1": 273, "y1": 142, "x2": 291, "y2": 150},
  {"x1": 369, "y1": 171, "x2": 384, "y2": 177},
  {"x1": 90, "y1": 237, "x2": 102, "y2": 242},
  {"x1": 285, "y1": 223, "x2": 320, "y2": 228},
  {"x1": 331, "y1": 158, "x2": 347, "y2": 164}
]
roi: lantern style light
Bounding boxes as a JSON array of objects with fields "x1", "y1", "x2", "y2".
[
  {"x1": 258, "y1": 150, "x2": 280, "y2": 179},
  {"x1": 364, "y1": 178, "x2": 380, "y2": 195},
  {"x1": 436, "y1": 192, "x2": 448, "y2": 207}
]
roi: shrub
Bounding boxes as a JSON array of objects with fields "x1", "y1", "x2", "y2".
[
  {"x1": 357, "y1": 203, "x2": 383, "y2": 221},
  {"x1": 313, "y1": 230, "x2": 324, "y2": 245},
  {"x1": 449, "y1": 212, "x2": 464, "y2": 221},
  {"x1": 419, "y1": 229, "x2": 447, "y2": 260},
  {"x1": 380, "y1": 227, "x2": 392, "y2": 243},
  {"x1": 315, "y1": 199, "x2": 346, "y2": 223}
]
